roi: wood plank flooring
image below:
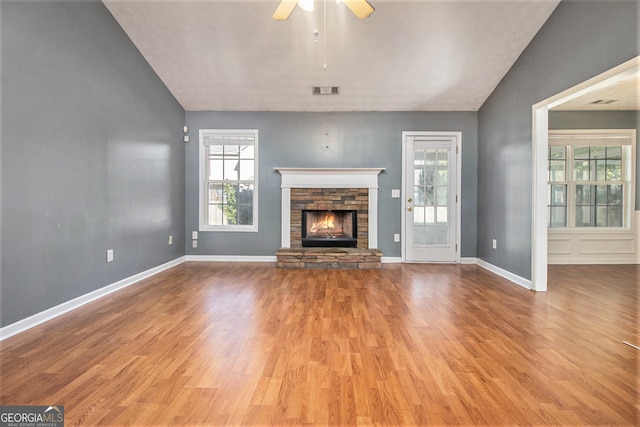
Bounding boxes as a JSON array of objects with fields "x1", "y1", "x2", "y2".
[{"x1": 0, "y1": 263, "x2": 637, "y2": 426}]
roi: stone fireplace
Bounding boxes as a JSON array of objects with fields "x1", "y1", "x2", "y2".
[{"x1": 274, "y1": 168, "x2": 385, "y2": 268}]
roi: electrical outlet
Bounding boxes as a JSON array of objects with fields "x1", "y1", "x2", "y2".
[
  {"x1": 492, "y1": 239, "x2": 497, "y2": 249},
  {"x1": 106, "y1": 249, "x2": 114, "y2": 263},
  {"x1": 192, "y1": 231, "x2": 198, "y2": 240},
  {"x1": 168, "y1": 235, "x2": 173, "y2": 245},
  {"x1": 394, "y1": 233, "x2": 400, "y2": 242},
  {"x1": 192, "y1": 240, "x2": 198, "y2": 248}
]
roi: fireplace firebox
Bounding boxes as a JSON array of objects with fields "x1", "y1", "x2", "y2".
[{"x1": 301, "y1": 210, "x2": 357, "y2": 248}]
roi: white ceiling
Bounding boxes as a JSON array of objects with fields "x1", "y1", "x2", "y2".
[
  {"x1": 103, "y1": 0, "x2": 561, "y2": 112},
  {"x1": 552, "y1": 65, "x2": 640, "y2": 111}
]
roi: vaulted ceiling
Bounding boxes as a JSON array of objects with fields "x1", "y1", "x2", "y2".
[{"x1": 103, "y1": 0, "x2": 563, "y2": 112}]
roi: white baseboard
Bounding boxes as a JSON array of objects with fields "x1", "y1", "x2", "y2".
[
  {"x1": 476, "y1": 259, "x2": 532, "y2": 290},
  {"x1": 186, "y1": 255, "x2": 277, "y2": 262},
  {"x1": 0, "y1": 256, "x2": 186, "y2": 341},
  {"x1": 460, "y1": 257, "x2": 477, "y2": 264}
]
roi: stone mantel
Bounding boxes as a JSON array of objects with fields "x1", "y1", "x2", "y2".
[{"x1": 274, "y1": 167, "x2": 385, "y2": 249}]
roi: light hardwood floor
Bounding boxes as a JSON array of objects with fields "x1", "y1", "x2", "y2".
[{"x1": 1, "y1": 263, "x2": 637, "y2": 426}]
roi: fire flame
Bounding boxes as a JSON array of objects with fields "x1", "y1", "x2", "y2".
[{"x1": 310, "y1": 212, "x2": 335, "y2": 234}]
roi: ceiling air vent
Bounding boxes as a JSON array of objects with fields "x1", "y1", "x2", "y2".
[
  {"x1": 589, "y1": 99, "x2": 617, "y2": 105},
  {"x1": 312, "y1": 86, "x2": 339, "y2": 95}
]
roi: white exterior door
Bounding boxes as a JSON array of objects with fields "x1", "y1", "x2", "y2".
[{"x1": 403, "y1": 132, "x2": 460, "y2": 262}]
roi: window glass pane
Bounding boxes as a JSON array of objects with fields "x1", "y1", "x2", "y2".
[
  {"x1": 208, "y1": 204, "x2": 224, "y2": 226},
  {"x1": 238, "y1": 183, "x2": 254, "y2": 205},
  {"x1": 595, "y1": 185, "x2": 608, "y2": 205},
  {"x1": 596, "y1": 206, "x2": 607, "y2": 227},
  {"x1": 575, "y1": 185, "x2": 592, "y2": 205},
  {"x1": 224, "y1": 145, "x2": 240, "y2": 157},
  {"x1": 208, "y1": 160, "x2": 223, "y2": 180},
  {"x1": 240, "y1": 145, "x2": 254, "y2": 159},
  {"x1": 238, "y1": 204, "x2": 253, "y2": 225},
  {"x1": 606, "y1": 160, "x2": 621, "y2": 181},
  {"x1": 607, "y1": 146, "x2": 622, "y2": 160},
  {"x1": 224, "y1": 160, "x2": 239, "y2": 180},
  {"x1": 608, "y1": 207, "x2": 623, "y2": 227},
  {"x1": 575, "y1": 206, "x2": 594, "y2": 227},
  {"x1": 608, "y1": 184, "x2": 622, "y2": 205},
  {"x1": 591, "y1": 145, "x2": 606, "y2": 159},
  {"x1": 239, "y1": 160, "x2": 254, "y2": 180},
  {"x1": 574, "y1": 146, "x2": 590, "y2": 160},
  {"x1": 549, "y1": 206, "x2": 567, "y2": 228},
  {"x1": 549, "y1": 146, "x2": 565, "y2": 160},
  {"x1": 548, "y1": 160, "x2": 565, "y2": 181},
  {"x1": 596, "y1": 159, "x2": 607, "y2": 181},
  {"x1": 208, "y1": 183, "x2": 223, "y2": 203},
  {"x1": 550, "y1": 185, "x2": 566, "y2": 206},
  {"x1": 574, "y1": 160, "x2": 590, "y2": 181}
]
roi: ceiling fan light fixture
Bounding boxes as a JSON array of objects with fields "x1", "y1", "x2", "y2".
[{"x1": 298, "y1": 0, "x2": 315, "y2": 12}]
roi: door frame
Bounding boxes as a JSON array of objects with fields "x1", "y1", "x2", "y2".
[
  {"x1": 531, "y1": 56, "x2": 640, "y2": 291},
  {"x1": 401, "y1": 131, "x2": 462, "y2": 263}
]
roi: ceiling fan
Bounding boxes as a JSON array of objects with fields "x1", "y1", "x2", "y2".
[{"x1": 272, "y1": 0, "x2": 375, "y2": 20}]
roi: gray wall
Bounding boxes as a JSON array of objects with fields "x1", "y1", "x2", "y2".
[
  {"x1": 1, "y1": 0, "x2": 186, "y2": 327},
  {"x1": 185, "y1": 112, "x2": 478, "y2": 258},
  {"x1": 477, "y1": 0, "x2": 639, "y2": 280},
  {"x1": 549, "y1": 110, "x2": 640, "y2": 209}
]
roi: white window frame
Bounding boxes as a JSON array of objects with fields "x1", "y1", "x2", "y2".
[
  {"x1": 199, "y1": 129, "x2": 259, "y2": 232},
  {"x1": 548, "y1": 129, "x2": 636, "y2": 232}
]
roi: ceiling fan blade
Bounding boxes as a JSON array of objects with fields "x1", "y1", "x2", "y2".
[
  {"x1": 272, "y1": 0, "x2": 298, "y2": 20},
  {"x1": 342, "y1": 0, "x2": 375, "y2": 19}
]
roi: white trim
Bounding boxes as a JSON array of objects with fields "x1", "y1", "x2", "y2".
[
  {"x1": 368, "y1": 188, "x2": 379, "y2": 248},
  {"x1": 186, "y1": 255, "x2": 277, "y2": 262},
  {"x1": 460, "y1": 257, "x2": 477, "y2": 264},
  {"x1": 199, "y1": 129, "x2": 259, "y2": 233},
  {"x1": 532, "y1": 56, "x2": 640, "y2": 292},
  {"x1": 476, "y1": 259, "x2": 532, "y2": 290},
  {"x1": 381, "y1": 257, "x2": 403, "y2": 263},
  {"x1": 274, "y1": 167, "x2": 385, "y2": 249},
  {"x1": 400, "y1": 131, "x2": 463, "y2": 264},
  {"x1": 281, "y1": 187, "x2": 291, "y2": 248},
  {"x1": 0, "y1": 256, "x2": 186, "y2": 341}
]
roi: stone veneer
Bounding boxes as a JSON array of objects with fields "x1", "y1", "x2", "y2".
[
  {"x1": 277, "y1": 187, "x2": 382, "y2": 269},
  {"x1": 290, "y1": 188, "x2": 369, "y2": 248}
]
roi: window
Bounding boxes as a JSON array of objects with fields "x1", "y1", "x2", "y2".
[
  {"x1": 548, "y1": 130, "x2": 635, "y2": 229},
  {"x1": 199, "y1": 129, "x2": 258, "y2": 231}
]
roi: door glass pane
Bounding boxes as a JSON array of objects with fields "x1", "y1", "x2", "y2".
[
  {"x1": 413, "y1": 147, "x2": 450, "y2": 247},
  {"x1": 436, "y1": 187, "x2": 448, "y2": 206},
  {"x1": 435, "y1": 227, "x2": 448, "y2": 245}
]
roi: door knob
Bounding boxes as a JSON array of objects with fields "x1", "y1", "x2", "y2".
[
  {"x1": 407, "y1": 198, "x2": 413, "y2": 203},
  {"x1": 407, "y1": 207, "x2": 412, "y2": 212}
]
